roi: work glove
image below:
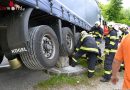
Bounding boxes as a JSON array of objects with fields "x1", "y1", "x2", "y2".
[{"x1": 69, "y1": 55, "x2": 78, "y2": 67}]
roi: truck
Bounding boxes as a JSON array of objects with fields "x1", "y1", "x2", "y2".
[{"x1": 0, "y1": 0, "x2": 101, "y2": 70}]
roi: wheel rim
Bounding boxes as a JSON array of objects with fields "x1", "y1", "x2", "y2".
[
  {"x1": 66, "y1": 34, "x2": 73, "y2": 50},
  {"x1": 41, "y1": 34, "x2": 56, "y2": 59}
]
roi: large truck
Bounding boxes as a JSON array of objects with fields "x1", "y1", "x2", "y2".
[{"x1": 0, "y1": 0, "x2": 101, "y2": 70}]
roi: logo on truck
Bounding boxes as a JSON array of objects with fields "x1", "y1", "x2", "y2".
[
  {"x1": 11, "y1": 47, "x2": 27, "y2": 53},
  {"x1": 0, "y1": 0, "x2": 25, "y2": 11}
]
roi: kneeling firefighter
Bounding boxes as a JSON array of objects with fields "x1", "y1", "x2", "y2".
[{"x1": 70, "y1": 31, "x2": 99, "y2": 78}]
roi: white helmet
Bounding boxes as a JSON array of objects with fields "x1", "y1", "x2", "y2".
[
  {"x1": 95, "y1": 21, "x2": 100, "y2": 26},
  {"x1": 120, "y1": 24, "x2": 126, "y2": 30},
  {"x1": 107, "y1": 22, "x2": 115, "y2": 29},
  {"x1": 124, "y1": 24, "x2": 128, "y2": 30},
  {"x1": 81, "y1": 31, "x2": 88, "y2": 37}
]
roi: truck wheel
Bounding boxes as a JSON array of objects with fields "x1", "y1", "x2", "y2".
[
  {"x1": 74, "y1": 32, "x2": 81, "y2": 47},
  {"x1": 20, "y1": 25, "x2": 59, "y2": 70},
  {"x1": 62, "y1": 27, "x2": 74, "y2": 55}
]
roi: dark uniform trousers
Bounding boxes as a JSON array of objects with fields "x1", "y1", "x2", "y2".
[
  {"x1": 103, "y1": 29, "x2": 119, "y2": 80},
  {"x1": 104, "y1": 52, "x2": 115, "y2": 79},
  {"x1": 73, "y1": 50, "x2": 97, "y2": 73}
]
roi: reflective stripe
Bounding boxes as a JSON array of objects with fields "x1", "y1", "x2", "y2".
[
  {"x1": 76, "y1": 48, "x2": 79, "y2": 51},
  {"x1": 72, "y1": 57, "x2": 77, "y2": 62},
  {"x1": 89, "y1": 32, "x2": 93, "y2": 34},
  {"x1": 110, "y1": 36, "x2": 119, "y2": 40},
  {"x1": 106, "y1": 35, "x2": 110, "y2": 37},
  {"x1": 88, "y1": 69, "x2": 95, "y2": 73},
  {"x1": 95, "y1": 32, "x2": 102, "y2": 37},
  {"x1": 110, "y1": 36, "x2": 117, "y2": 39},
  {"x1": 97, "y1": 56, "x2": 103, "y2": 61},
  {"x1": 80, "y1": 46, "x2": 98, "y2": 52},
  {"x1": 104, "y1": 70, "x2": 112, "y2": 74},
  {"x1": 121, "y1": 64, "x2": 124, "y2": 67},
  {"x1": 80, "y1": 35, "x2": 92, "y2": 42},
  {"x1": 93, "y1": 35, "x2": 96, "y2": 37},
  {"x1": 110, "y1": 49, "x2": 117, "y2": 53},
  {"x1": 104, "y1": 49, "x2": 110, "y2": 52},
  {"x1": 80, "y1": 35, "x2": 87, "y2": 42},
  {"x1": 110, "y1": 41, "x2": 115, "y2": 45}
]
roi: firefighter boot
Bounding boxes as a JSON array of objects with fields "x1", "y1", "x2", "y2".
[
  {"x1": 100, "y1": 74, "x2": 111, "y2": 82},
  {"x1": 100, "y1": 77, "x2": 110, "y2": 82},
  {"x1": 87, "y1": 72, "x2": 94, "y2": 78}
]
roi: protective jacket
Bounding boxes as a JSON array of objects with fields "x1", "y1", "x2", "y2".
[
  {"x1": 105, "y1": 29, "x2": 119, "y2": 52},
  {"x1": 89, "y1": 26, "x2": 103, "y2": 44},
  {"x1": 76, "y1": 34, "x2": 99, "y2": 54}
]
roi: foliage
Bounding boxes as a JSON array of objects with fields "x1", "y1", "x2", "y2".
[
  {"x1": 106, "y1": 0, "x2": 123, "y2": 21},
  {"x1": 99, "y1": 0, "x2": 130, "y2": 25}
]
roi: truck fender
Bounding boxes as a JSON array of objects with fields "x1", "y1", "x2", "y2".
[{"x1": 7, "y1": 8, "x2": 33, "y2": 53}]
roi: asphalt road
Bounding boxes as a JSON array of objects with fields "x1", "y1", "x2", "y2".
[{"x1": 0, "y1": 57, "x2": 49, "y2": 90}]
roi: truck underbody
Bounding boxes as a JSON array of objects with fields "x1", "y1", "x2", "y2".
[{"x1": 0, "y1": 0, "x2": 101, "y2": 70}]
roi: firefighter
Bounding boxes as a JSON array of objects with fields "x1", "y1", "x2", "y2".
[
  {"x1": 100, "y1": 22, "x2": 119, "y2": 82},
  {"x1": 89, "y1": 21, "x2": 103, "y2": 45},
  {"x1": 70, "y1": 31, "x2": 99, "y2": 78},
  {"x1": 89, "y1": 21, "x2": 103, "y2": 64},
  {"x1": 121, "y1": 24, "x2": 129, "y2": 39}
]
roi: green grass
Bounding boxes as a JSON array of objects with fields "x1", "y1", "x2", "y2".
[
  {"x1": 34, "y1": 57, "x2": 105, "y2": 90},
  {"x1": 34, "y1": 75, "x2": 90, "y2": 90},
  {"x1": 35, "y1": 67, "x2": 104, "y2": 90}
]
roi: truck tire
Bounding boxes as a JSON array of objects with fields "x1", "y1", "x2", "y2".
[
  {"x1": 74, "y1": 32, "x2": 81, "y2": 47},
  {"x1": 20, "y1": 25, "x2": 59, "y2": 70},
  {"x1": 62, "y1": 27, "x2": 74, "y2": 55}
]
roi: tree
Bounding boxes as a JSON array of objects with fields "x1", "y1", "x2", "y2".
[
  {"x1": 117, "y1": 8, "x2": 130, "y2": 25},
  {"x1": 106, "y1": 0, "x2": 123, "y2": 21}
]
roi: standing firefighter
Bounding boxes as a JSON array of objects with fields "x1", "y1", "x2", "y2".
[
  {"x1": 100, "y1": 22, "x2": 119, "y2": 82},
  {"x1": 89, "y1": 21, "x2": 103, "y2": 63},
  {"x1": 120, "y1": 24, "x2": 129, "y2": 39},
  {"x1": 70, "y1": 31, "x2": 99, "y2": 78},
  {"x1": 89, "y1": 21, "x2": 103, "y2": 45}
]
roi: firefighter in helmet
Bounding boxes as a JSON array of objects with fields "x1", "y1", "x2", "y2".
[
  {"x1": 70, "y1": 31, "x2": 99, "y2": 78},
  {"x1": 100, "y1": 22, "x2": 119, "y2": 82},
  {"x1": 89, "y1": 21, "x2": 103, "y2": 45}
]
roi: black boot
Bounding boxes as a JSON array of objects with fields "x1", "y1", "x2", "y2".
[
  {"x1": 100, "y1": 77, "x2": 110, "y2": 82},
  {"x1": 100, "y1": 74, "x2": 111, "y2": 82},
  {"x1": 87, "y1": 72, "x2": 94, "y2": 78}
]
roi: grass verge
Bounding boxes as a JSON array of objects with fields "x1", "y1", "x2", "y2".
[{"x1": 34, "y1": 66, "x2": 104, "y2": 90}]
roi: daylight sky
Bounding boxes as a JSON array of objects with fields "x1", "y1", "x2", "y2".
[{"x1": 98, "y1": 0, "x2": 130, "y2": 9}]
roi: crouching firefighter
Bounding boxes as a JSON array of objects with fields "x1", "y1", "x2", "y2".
[
  {"x1": 100, "y1": 22, "x2": 119, "y2": 82},
  {"x1": 70, "y1": 31, "x2": 99, "y2": 78}
]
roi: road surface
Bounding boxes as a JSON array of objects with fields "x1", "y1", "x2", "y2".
[{"x1": 0, "y1": 57, "x2": 49, "y2": 90}]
